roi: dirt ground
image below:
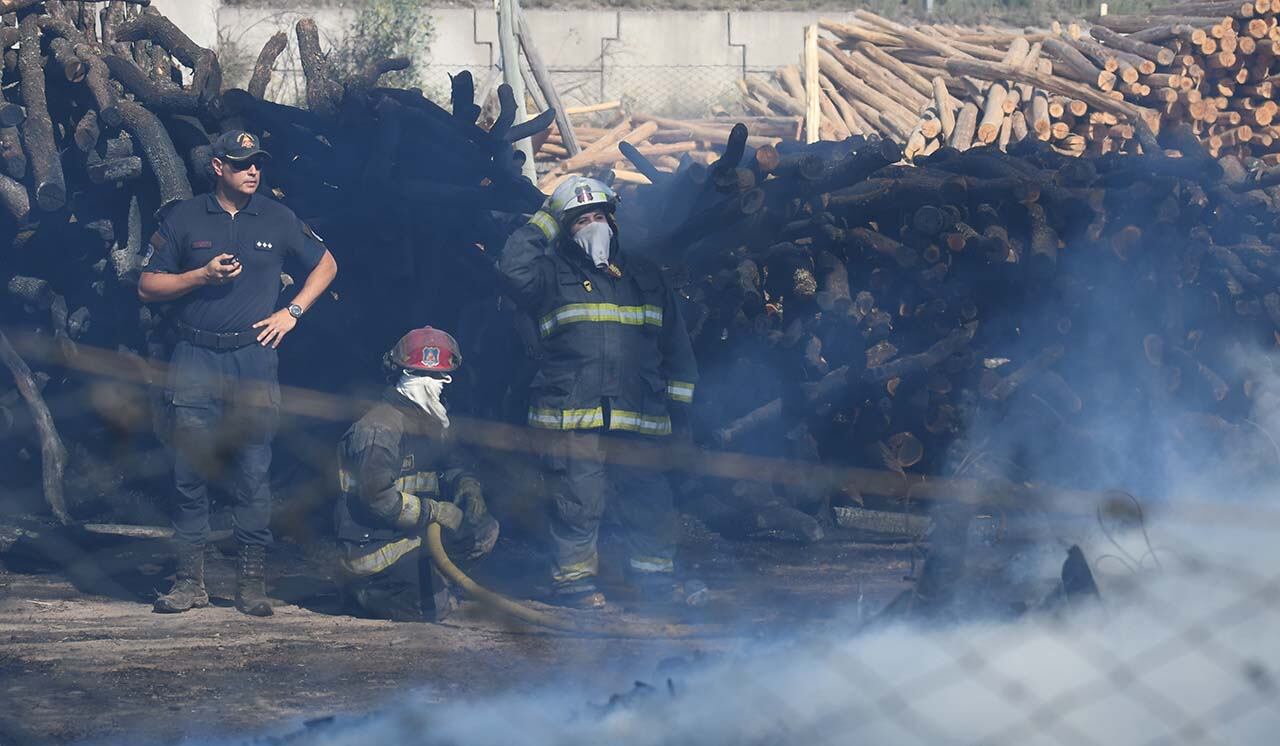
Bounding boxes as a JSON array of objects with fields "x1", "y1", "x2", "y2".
[{"x1": 0, "y1": 519, "x2": 913, "y2": 745}]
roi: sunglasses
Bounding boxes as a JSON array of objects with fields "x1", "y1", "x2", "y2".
[{"x1": 223, "y1": 158, "x2": 265, "y2": 173}]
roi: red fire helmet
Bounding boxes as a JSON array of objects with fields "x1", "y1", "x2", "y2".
[{"x1": 389, "y1": 327, "x2": 462, "y2": 373}]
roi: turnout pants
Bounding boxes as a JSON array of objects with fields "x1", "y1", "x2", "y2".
[
  {"x1": 340, "y1": 527, "x2": 490, "y2": 622},
  {"x1": 342, "y1": 543, "x2": 452, "y2": 622},
  {"x1": 546, "y1": 429, "x2": 678, "y2": 589},
  {"x1": 164, "y1": 341, "x2": 280, "y2": 547}
]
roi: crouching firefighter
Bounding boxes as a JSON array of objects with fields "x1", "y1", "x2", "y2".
[
  {"x1": 336, "y1": 327, "x2": 500, "y2": 622},
  {"x1": 498, "y1": 176, "x2": 699, "y2": 609}
]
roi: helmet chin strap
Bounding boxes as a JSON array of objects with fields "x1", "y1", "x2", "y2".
[{"x1": 397, "y1": 372, "x2": 451, "y2": 427}]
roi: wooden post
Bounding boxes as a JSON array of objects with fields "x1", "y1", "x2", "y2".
[
  {"x1": 497, "y1": 0, "x2": 536, "y2": 183},
  {"x1": 804, "y1": 24, "x2": 820, "y2": 144},
  {"x1": 517, "y1": 8, "x2": 581, "y2": 156}
]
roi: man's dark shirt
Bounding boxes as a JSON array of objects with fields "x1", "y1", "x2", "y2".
[{"x1": 143, "y1": 192, "x2": 326, "y2": 333}]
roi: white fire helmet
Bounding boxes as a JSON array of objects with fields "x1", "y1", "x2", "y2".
[{"x1": 551, "y1": 176, "x2": 618, "y2": 229}]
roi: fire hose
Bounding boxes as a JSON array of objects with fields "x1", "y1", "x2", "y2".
[{"x1": 425, "y1": 522, "x2": 727, "y2": 638}]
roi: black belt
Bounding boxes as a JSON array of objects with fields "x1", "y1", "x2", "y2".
[{"x1": 175, "y1": 322, "x2": 257, "y2": 350}]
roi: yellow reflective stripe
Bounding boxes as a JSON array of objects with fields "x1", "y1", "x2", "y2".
[
  {"x1": 393, "y1": 471, "x2": 439, "y2": 495},
  {"x1": 609, "y1": 409, "x2": 672, "y2": 436},
  {"x1": 666, "y1": 381, "x2": 695, "y2": 403},
  {"x1": 538, "y1": 303, "x2": 663, "y2": 337},
  {"x1": 340, "y1": 470, "x2": 439, "y2": 496},
  {"x1": 629, "y1": 556, "x2": 674, "y2": 573},
  {"x1": 529, "y1": 210, "x2": 560, "y2": 242},
  {"x1": 341, "y1": 537, "x2": 422, "y2": 576},
  {"x1": 528, "y1": 406, "x2": 605, "y2": 430},
  {"x1": 552, "y1": 555, "x2": 599, "y2": 584},
  {"x1": 393, "y1": 492, "x2": 422, "y2": 531}
]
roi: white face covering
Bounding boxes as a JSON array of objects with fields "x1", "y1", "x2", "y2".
[
  {"x1": 573, "y1": 220, "x2": 614, "y2": 268},
  {"x1": 396, "y1": 371, "x2": 451, "y2": 428}
]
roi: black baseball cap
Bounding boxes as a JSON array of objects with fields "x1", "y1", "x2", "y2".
[{"x1": 212, "y1": 130, "x2": 270, "y2": 162}]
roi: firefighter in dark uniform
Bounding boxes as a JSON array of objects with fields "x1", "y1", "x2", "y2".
[
  {"x1": 336, "y1": 327, "x2": 499, "y2": 622},
  {"x1": 498, "y1": 176, "x2": 698, "y2": 609},
  {"x1": 138, "y1": 130, "x2": 338, "y2": 616}
]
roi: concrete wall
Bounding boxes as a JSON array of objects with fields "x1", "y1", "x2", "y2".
[{"x1": 152, "y1": 2, "x2": 857, "y2": 115}]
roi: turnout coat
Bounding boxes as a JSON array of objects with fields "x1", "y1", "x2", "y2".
[{"x1": 498, "y1": 222, "x2": 698, "y2": 435}]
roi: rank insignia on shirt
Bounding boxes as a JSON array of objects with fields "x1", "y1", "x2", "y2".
[
  {"x1": 255, "y1": 241, "x2": 274, "y2": 250},
  {"x1": 606, "y1": 263, "x2": 622, "y2": 278}
]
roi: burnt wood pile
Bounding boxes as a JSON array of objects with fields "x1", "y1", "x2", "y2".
[
  {"x1": 0, "y1": 1, "x2": 547, "y2": 525},
  {"x1": 3, "y1": 2, "x2": 1279, "y2": 543},
  {"x1": 613, "y1": 122, "x2": 1280, "y2": 539},
  {"x1": 747, "y1": 4, "x2": 1280, "y2": 162}
]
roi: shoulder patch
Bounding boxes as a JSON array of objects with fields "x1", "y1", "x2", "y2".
[
  {"x1": 141, "y1": 231, "x2": 166, "y2": 267},
  {"x1": 301, "y1": 222, "x2": 324, "y2": 243}
]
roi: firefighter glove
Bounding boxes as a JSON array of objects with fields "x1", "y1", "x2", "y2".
[
  {"x1": 454, "y1": 477, "x2": 487, "y2": 526},
  {"x1": 425, "y1": 498, "x2": 464, "y2": 532}
]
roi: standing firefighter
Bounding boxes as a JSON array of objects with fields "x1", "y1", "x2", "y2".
[
  {"x1": 336, "y1": 328, "x2": 500, "y2": 622},
  {"x1": 139, "y1": 131, "x2": 338, "y2": 616},
  {"x1": 499, "y1": 176, "x2": 698, "y2": 609}
]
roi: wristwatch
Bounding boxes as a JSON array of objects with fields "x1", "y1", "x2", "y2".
[{"x1": 287, "y1": 304, "x2": 304, "y2": 319}]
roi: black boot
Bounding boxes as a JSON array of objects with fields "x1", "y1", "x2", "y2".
[
  {"x1": 235, "y1": 544, "x2": 274, "y2": 617},
  {"x1": 154, "y1": 543, "x2": 209, "y2": 613}
]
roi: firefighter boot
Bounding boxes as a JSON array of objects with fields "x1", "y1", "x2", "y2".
[
  {"x1": 235, "y1": 544, "x2": 274, "y2": 617},
  {"x1": 154, "y1": 544, "x2": 210, "y2": 613},
  {"x1": 549, "y1": 578, "x2": 607, "y2": 610}
]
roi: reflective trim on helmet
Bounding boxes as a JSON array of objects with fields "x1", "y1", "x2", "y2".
[
  {"x1": 392, "y1": 491, "x2": 422, "y2": 531},
  {"x1": 666, "y1": 381, "x2": 695, "y2": 403},
  {"x1": 537, "y1": 303, "x2": 663, "y2": 338},
  {"x1": 340, "y1": 537, "x2": 421, "y2": 576},
  {"x1": 628, "y1": 556, "x2": 675, "y2": 574},
  {"x1": 608, "y1": 410, "x2": 672, "y2": 436},
  {"x1": 528, "y1": 406, "x2": 606, "y2": 430}
]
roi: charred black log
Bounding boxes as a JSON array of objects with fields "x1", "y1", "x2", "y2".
[
  {"x1": 295, "y1": 17, "x2": 341, "y2": 116},
  {"x1": 247, "y1": 30, "x2": 287, "y2": 100},
  {"x1": 116, "y1": 99, "x2": 192, "y2": 209},
  {"x1": 18, "y1": 14, "x2": 66, "y2": 211},
  {"x1": 116, "y1": 8, "x2": 221, "y2": 106}
]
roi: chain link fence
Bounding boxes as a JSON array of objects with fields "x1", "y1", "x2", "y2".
[{"x1": 416, "y1": 62, "x2": 756, "y2": 119}]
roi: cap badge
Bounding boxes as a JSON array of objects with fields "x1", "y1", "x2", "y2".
[
  {"x1": 422, "y1": 346, "x2": 440, "y2": 368},
  {"x1": 238, "y1": 133, "x2": 256, "y2": 149}
]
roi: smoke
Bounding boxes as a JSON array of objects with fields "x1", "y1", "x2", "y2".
[
  {"x1": 195, "y1": 494, "x2": 1272, "y2": 746},
  {"x1": 231, "y1": 290, "x2": 1280, "y2": 744}
]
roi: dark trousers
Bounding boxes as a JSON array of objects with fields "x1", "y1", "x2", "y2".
[
  {"x1": 546, "y1": 429, "x2": 678, "y2": 588},
  {"x1": 164, "y1": 341, "x2": 280, "y2": 547}
]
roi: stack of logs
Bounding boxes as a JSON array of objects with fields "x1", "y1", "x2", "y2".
[
  {"x1": 5, "y1": 0, "x2": 1280, "y2": 539},
  {"x1": 745, "y1": 4, "x2": 1280, "y2": 163},
  {"x1": 0, "y1": 1, "x2": 548, "y2": 524},
  {"x1": 609, "y1": 122, "x2": 1280, "y2": 536},
  {"x1": 532, "y1": 107, "x2": 800, "y2": 189}
]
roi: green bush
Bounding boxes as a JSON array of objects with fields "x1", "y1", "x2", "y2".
[{"x1": 331, "y1": 0, "x2": 435, "y2": 90}]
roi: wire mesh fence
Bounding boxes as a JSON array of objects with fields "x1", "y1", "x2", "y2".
[{"x1": 3, "y1": 329, "x2": 1280, "y2": 743}]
